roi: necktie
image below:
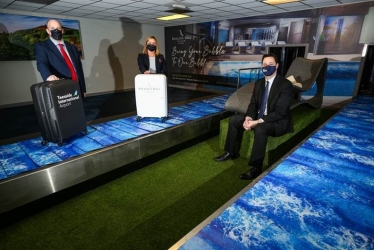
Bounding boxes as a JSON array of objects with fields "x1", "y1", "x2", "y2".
[
  {"x1": 58, "y1": 44, "x2": 78, "y2": 81},
  {"x1": 258, "y1": 80, "x2": 269, "y2": 118}
]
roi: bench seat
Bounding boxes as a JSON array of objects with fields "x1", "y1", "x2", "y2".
[{"x1": 219, "y1": 105, "x2": 321, "y2": 167}]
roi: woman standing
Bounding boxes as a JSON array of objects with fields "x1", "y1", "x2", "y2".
[{"x1": 137, "y1": 36, "x2": 167, "y2": 75}]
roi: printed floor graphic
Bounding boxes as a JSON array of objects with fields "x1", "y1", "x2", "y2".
[
  {"x1": 0, "y1": 95, "x2": 230, "y2": 181},
  {"x1": 177, "y1": 95, "x2": 374, "y2": 250}
]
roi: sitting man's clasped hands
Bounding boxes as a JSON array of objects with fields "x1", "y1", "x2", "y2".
[{"x1": 243, "y1": 116, "x2": 262, "y2": 130}]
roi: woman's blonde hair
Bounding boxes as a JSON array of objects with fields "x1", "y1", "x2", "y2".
[{"x1": 142, "y1": 35, "x2": 160, "y2": 55}]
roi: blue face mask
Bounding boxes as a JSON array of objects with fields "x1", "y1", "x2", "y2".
[{"x1": 262, "y1": 65, "x2": 277, "y2": 76}]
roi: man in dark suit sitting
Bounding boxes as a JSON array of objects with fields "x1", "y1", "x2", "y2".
[
  {"x1": 34, "y1": 19, "x2": 86, "y2": 97},
  {"x1": 214, "y1": 53, "x2": 294, "y2": 180}
]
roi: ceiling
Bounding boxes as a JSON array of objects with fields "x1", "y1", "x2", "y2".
[{"x1": 0, "y1": 0, "x2": 373, "y2": 27}]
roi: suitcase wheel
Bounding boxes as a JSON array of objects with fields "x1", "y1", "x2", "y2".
[
  {"x1": 161, "y1": 117, "x2": 167, "y2": 123},
  {"x1": 58, "y1": 142, "x2": 63, "y2": 147},
  {"x1": 84, "y1": 129, "x2": 88, "y2": 135},
  {"x1": 41, "y1": 140, "x2": 47, "y2": 146},
  {"x1": 136, "y1": 116, "x2": 141, "y2": 122}
]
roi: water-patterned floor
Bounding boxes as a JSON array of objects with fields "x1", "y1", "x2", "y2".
[
  {"x1": 0, "y1": 95, "x2": 230, "y2": 180},
  {"x1": 178, "y1": 95, "x2": 374, "y2": 250}
]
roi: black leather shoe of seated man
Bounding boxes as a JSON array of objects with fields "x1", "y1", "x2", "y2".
[
  {"x1": 214, "y1": 152, "x2": 239, "y2": 162},
  {"x1": 239, "y1": 167, "x2": 262, "y2": 180}
]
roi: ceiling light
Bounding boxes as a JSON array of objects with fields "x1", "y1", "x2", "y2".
[
  {"x1": 157, "y1": 3, "x2": 192, "y2": 21},
  {"x1": 16, "y1": 0, "x2": 59, "y2": 4},
  {"x1": 262, "y1": 0, "x2": 300, "y2": 5},
  {"x1": 156, "y1": 14, "x2": 190, "y2": 21}
]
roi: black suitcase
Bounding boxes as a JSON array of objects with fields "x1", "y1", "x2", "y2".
[{"x1": 30, "y1": 79, "x2": 87, "y2": 146}]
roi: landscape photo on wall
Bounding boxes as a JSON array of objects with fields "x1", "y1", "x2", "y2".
[{"x1": 0, "y1": 13, "x2": 82, "y2": 61}]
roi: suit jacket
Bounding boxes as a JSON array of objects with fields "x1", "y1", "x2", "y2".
[
  {"x1": 137, "y1": 53, "x2": 167, "y2": 75},
  {"x1": 34, "y1": 39, "x2": 86, "y2": 93},
  {"x1": 246, "y1": 74, "x2": 294, "y2": 136}
]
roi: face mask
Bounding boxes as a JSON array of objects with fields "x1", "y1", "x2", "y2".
[
  {"x1": 50, "y1": 29, "x2": 63, "y2": 41},
  {"x1": 147, "y1": 44, "x2": 156, "y2": 52},
  {"x1": 262, "y1": 65, "x2": 277, "y2": 76}
]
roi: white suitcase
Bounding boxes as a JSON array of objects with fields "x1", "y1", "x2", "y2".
[{"x1": 135, "y1": 74, "x2": 168, "y2": 122}]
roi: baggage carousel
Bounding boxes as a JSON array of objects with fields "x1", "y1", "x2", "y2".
[
  {"x1": 172, "y1": 95, "x2": 374, "y2": 250},
  {"x1": 0, "y1": 94, "x2": 230, "y2": 214}
]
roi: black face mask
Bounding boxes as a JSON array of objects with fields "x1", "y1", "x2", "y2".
[
  {"x1": 50, "y1": 29, "x2": 63, "y2": 41},
  {"x1": 147, "y1": 44, "x2": 156, "y2": 52}
]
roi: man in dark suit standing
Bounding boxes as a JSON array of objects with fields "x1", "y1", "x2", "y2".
[
  {"x1": 34, "y1": 19, "x2": 86, "y2": 97},
  {"x1": 214, "y1": 53, "x2": 294, "y2": 180}
]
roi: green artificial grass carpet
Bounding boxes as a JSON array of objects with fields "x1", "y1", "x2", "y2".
[
  {"x1": 0, "y1": 136, "x2": 250, "y2": 250},
  {"x1": 0, "y1": 108, "x2": 338, "y2": 249}
]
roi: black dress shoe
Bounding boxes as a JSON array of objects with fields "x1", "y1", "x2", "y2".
[
  {"x1": 214, "y1": 152, "x2": 238, "y2": 162},
  {"x1": 239, "y1": 167, "x2": 262, "y2": 180}
]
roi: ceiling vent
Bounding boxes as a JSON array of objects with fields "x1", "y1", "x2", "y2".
[{"x1": 166, "y1": 4, "x2": 193, "y2": 14}]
